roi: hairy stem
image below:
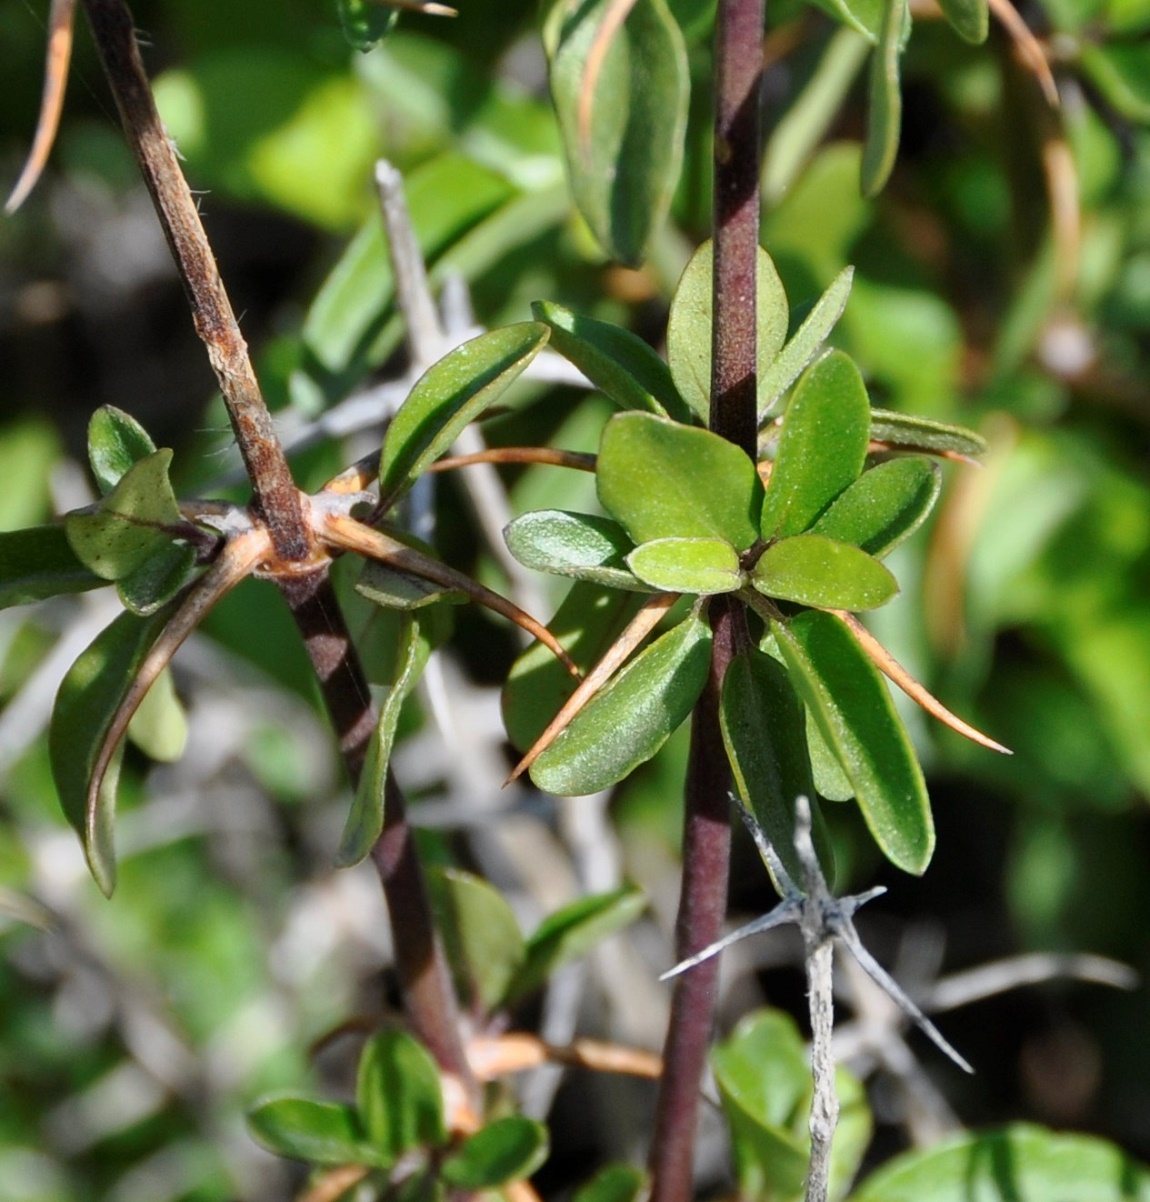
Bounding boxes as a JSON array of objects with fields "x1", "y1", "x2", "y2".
[
  {"x1": 80, "y1": 0, "x2": 308, "y2": 562},
  {"x1": 81, "y1": 0, "x2": 471, "y2": 1090},
  {"x1": 649, "y1": 0, "x2": 764, "y2": 1195},
  {"x1": 648, "y1": 599, "x2": 739, "y2": 1202}
]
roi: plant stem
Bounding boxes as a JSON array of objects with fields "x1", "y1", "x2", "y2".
[
  {"x1": 80, "y1": 0, "x2": 308, "y2": 563},
  {"x1": 81, "y1": 0, "x2": 472, "y2": 1091},
  {"x1": 648, "y1": 599, "x2": 739, "y2": 1202},
  {"x1": 649, "y1": 0, "x2": 764, "y2": 1196}
]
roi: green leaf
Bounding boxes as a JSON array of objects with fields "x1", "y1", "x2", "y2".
[
  {"x1": 1078, "y1": 43, "x2": 1150, "y2": 124},
  {"x1": 809, "y1": 0, "x2": 885, "y2": 40},
  {"x1": 503, "y1": 582, "x2": 646, "y2": 750},
  {"x1": 302, "y1": 155, "x2": 513, "y2": 376},
  {"x1": 247, "y1": 1096, "x2": 383, "y2": 1167},
  {"x1": 441, "y1": 1117, "x2": 549, "y2": 1189},
  {"x1": 337, "y1": 614, "x2": 428, "y2": 866},
  {"x1": 758, "y1": 267, "x2": 855, "y2": 417},
  {"x1": 852, "y1": 1125, "x2": 1150, "y2": 1201},
  {"x1": 711, "y1": 1009, "x2": 812, "y2": 1199},
  {"x1": 937, "y1": 0, "x2": 988, "y2": 42},
  {"x1": 379, "y1": 322, "x2": 550, "y2": 505},
  {"x1": 598, "y1": 412, "x2": 763, "y2": 549},
  {"x1": 337, "y1": 0, "x2": 399, "y2": 52},
  {"x1": 531, "y1": 301, "x2": 691, "y2": 422},
  {"x1": 752, "y1": 533, "x2": 899, "y2": 610},
  {"x1": 116, "y1": 542, "x2": 197, "y2": 617},
  {"x1": 545, "y1": 0, "x2": 689, "y2": 265},
  {"x1": 65, "y1": 450, "x2": 183, "y2": 582},
  {"x1": 860, "y1": 0, "x2": 906, "y2": 197},
  {"x1": 356, "y1": 1029, "x2": 446, "y2": 1161},
  {"x1": 869, "y1": 408, "x2": 987, "y2": 457},
  {"x1": 719, "y1": 649, "x2": 822, "y2": 886},
  {"x1": 666, "y1": 240, "x2": 790, "y2": 421},
  {"x1": 810, "y1": 456, "x2": 940, "y2": 559},
  {"x1": 0, "y1": 526, "x2": 105, "y2": 610},
  {"x1": 627, "y1": 537, "x2": 742, "y2": 595},
  {"x1": 760, "y1": 350, "x2": 871, "y2": 540},
  {"x1": 50, "y1": 605, "x2": 178, "y2": 896},
  {"x1": 504, "y1": 510, "x2": 648, "y2": 591},
  {"x1": 426, "y1": 868, "x2": 526, "y2": 1015},
  {"x1": 127, "y1": 667, "x2": 187, "y2": 763},
  {"x1": 87, "y1": 406, "x2": 157, "y2": 495},
  {"x1": 808, "y1": 707, "x2": 855, "y2": 801},
  {"x1": 573, "y1": 1165, "x2": 649, "y2": 1202},
  {"x1": 774, "y1": 610, "x2": 933, "y2": 874},
  {"x1": 356, "y1": 557, "x2": 468, "y2": 610},
  {"x1": 530, "y1": 611, "x2": 712, "y2": 796},
  {"x1": 507, "y1": 887, "x2": 647, "y2": 1004}
]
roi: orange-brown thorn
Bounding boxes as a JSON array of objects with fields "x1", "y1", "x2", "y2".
[
  {"x1": 988, "y1": 0, "x2": 1059, "y2": 108},
  {"x1": 6, "y1": 0, "x2": 76, "y2": 214},
  {"x1": 506, "y1": 591, "x2": 679, "y2": 784},
  {"x1": 831, "y1": 609, "x2": 1011, "y2": 754},
  {"x1": 428, "y1": 447, "x2": 598, "y2": 474},
  {"x1": 322, "y1": 512, "x2": 581, "y2": 679},
  {"x1": 86, "y1": 526, "x2": 272, "y2": 848},
  {"x1": 468, "y1": 1033, "x2": 662, "y2": 1081}
]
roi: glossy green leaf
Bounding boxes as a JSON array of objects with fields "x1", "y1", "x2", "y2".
[
  {"x1": 774, "y1": 611, "x2": 933, "y2": 873},
  {"x1": 860, "y1": 0, "x2": 906, "y2": 197},
  {"x1": 937, "y1": 0, "x2": 988, "y2": 42},
  {"x1": 529, "y1": 611, "x2": 712, "y2": 796},
  {"x1": 427, "y1": 868, "x2": 526, "y2": 1015},
  {"x1": 545, "y1": 0, "x2": 689, "y2": 265},
  {"x1": 869, "y1": 408, "x2": 987, "y2": 457},
  {"x1": 379, "y1": 322, "x2": 549, "y2": 505},
  {"x1": 247, "y1": 1096, "x2": 383, "y2": 1167},
  {"x1": 711, "y1": 1009, "x2": 812, "y2": 1199},
  {"x1": 441, "y1": 1117, "x2": 549, "y2": 1188},
  {"x1": 508, "y1": 887, "x2": 647, "y2": 1004},
  {"x1": 88, "y1": 406, "x2": 157, "y2": 495},
  {"x1": 65, "y1": 450, "x2": 183, "y2": 582},
  {"x1": 811, "y1": 457, "x2": 940, "y2": 558},
  {"x1": 808, "y1": 708, "x2": 855, "y2": 801},
  {"x1": 0, "y1": 525, "x2": 105, "y2": 609},
  {"x1": 763, "y1": 33, "x2": 870, "y2": 205},
  {"x1": 127, "y1": 667, "x2": 187, "y2": 763},
  {"x1": 666, "y1": 240, "x2": 790, "y2": 421},
  {"x1": 503, "y1": 582, "x2": 645, "y2": 750},
  {"x1": 338, "y1": 0, "x2": 399, "y2": 52},
  {"x1": 356, "y1": 557, "x2": 467, "y2": 610},
  {"x1": 504, "y1": 510, "x2": 647, "y2": 591},
  {"x1": 720, "y1": 649, "x2": 821, "y2": 885},
  {"x1": 809, "y1": 0, "x2": 884, "y2": 40},
  {"x1": 302, "y1": 155, "x2": 513, "y2": 376},
  {"x1": 758, "y1": 267, "x2": 855, "y2": 417},
  {"x1": 754, "y1": 533, "x2": 898, "y2": 610},
  {"x1": 338, "y1": 615, "x2": 427, "y2": 866},
  {"x1": 574, "y1": 1165, "x2": 649, "y2": 1202},
  {"x1": 116, "y1": 542, "x2": 197, "y2": 617},
  {"x1": 49, "y1": 605, "x2": 178, "y2": 896},
  {"x1": 531, "y1": 301, "x2": 691, "y2": 422},
  {"x1": 1078, "y1": 44, "x2": 1150, "y2": 124},
  {"x1": 627, "y1": 537, "x2": 742, "y2": 595},
  {"x1": 852, "y1": 1125, "x2": 1150, "y2": 1201},
  {"x1": 760, "y1": 351, "x2": 871, "y2": 540},
  {"x1": 356, "y1": 1029, "x2": 446, "y2": 1160},
  {"x1": 598, "y1": 412, "x2": 763, "y2": 549}
]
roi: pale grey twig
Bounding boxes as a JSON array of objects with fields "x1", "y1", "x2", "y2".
[
  {"x1": 925, "y1": 952, "x2": 1138, "y2": 1012},
  {"x1": 661, "y1": 795, "x2": 972, "y2": 1202}
]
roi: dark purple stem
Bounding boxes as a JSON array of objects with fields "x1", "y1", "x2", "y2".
[
  {"x1": 278, "y1": 571, "x2": 475, "y2": 1089},
  {"x1": 649, "y1": 0, "x2": 764, "y2": 1197}
]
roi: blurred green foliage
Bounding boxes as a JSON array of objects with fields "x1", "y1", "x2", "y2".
[{"x1": 2, "y1": 0, "x2": 1150, "y2": 1196}]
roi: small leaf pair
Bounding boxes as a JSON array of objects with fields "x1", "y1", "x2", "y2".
[{"x1": 249, "y1": 1028, "x2": 548, "y2": 1190}]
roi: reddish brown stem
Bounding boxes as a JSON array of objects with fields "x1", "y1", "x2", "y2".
[
  {"x1": 80, "y1": 0, "x2": 308, "y2": 563},
  {"x1": 649, "y1": 0, "x2": 764, "y2": 1196}
]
